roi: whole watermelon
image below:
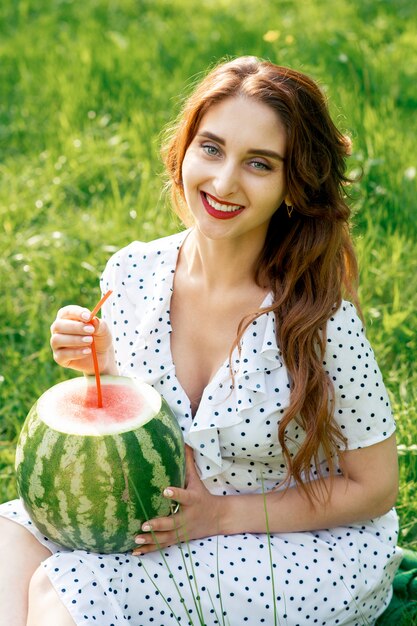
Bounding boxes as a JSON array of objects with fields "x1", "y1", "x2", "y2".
[{"x1": 15, "y1": 375, "x2": 185, "y2": 553}]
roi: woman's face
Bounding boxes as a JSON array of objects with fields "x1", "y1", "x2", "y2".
[{"x1": 181, "y1": 96, "x2": 290, "y2": 245}]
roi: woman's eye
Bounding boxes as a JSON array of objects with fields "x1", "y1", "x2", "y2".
[
  {"x1": 250, "y1": 160, "x2": 270, "y2": 171},
  {"x1": 202, "y1": 143, "x2": 220, "y2": 156}
]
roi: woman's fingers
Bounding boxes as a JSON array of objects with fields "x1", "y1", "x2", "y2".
[
  {"x1": 50, "y1": 318, "x2": 94, "y2": 339},
  {"x1": 51, "y1": 346, "x2": 92, "y2": 367},
  {"x1": 134, "y1": 527, "x2": 180, "y2": 545},
  {"x1": 133, "y1": 509, "x2": 184, "y2": 552},
  {"x1": 132, "y1": 534, "x2": 181, "y2": 554},
  {"x1": 133, "y1": 524, "x2": 185, "y2": 554},
  {"x1": 140, "y1": 513, "x2": 180, "y2": 534},
  {"x1": 56, "y1": 305, "x2": 92, "y2": 322},
  {"x1": 50, "y1": 305, "x2": 112, "y2": 371},
  {"x1": 50, "y1": 319, "x2": 95, "y2": 355},
  {"x1": 51, "y1": 311, "x2": 109, "y2": 345}
]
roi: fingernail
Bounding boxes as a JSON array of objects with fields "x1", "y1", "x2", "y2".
[
  {"x1": 82, "y1": 348, "x2": 91, "y2": 354},
  {"x1": 132, "y1": 550, "x2": 143, "y2": 556},
  {"x1": 134, "y1": 537, "x2": 146, "y2": 545},
  {"x1": 82, "y1": 336, "x2": 93, "y2": 343},
  {"x1": 81, "y1": 310, "x2": 91, "y2": 321},
  {"x1": 164, "y1": 488, "x2": 174, "y2": 498},
  {"x1": 142, "y1": 523, "x2": 151, "y2": 532},
  {"x1": 83, "y1": 325, "x2": 95, "y2": 333}
]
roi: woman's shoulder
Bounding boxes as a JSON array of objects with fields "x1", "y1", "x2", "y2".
[
  {"x1": 107, "y1": 230, "x2": 188, "y2": 267},
  {"x1": 323, "y1": 299, "x2": 373, "y2": 362},
  {"x1": 101, "y1": 230, "x2": 188, "y2": 279},
  {"x1": 100, "y1": 229, "x2": 189, "y2": 295},
  {"x1": 326, "y1": 299, "x2": 364, "y2": 337},
  {"x1": 324, "y1": 300, "x2": 394, "y2": 448}
]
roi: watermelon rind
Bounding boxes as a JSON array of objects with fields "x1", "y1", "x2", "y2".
[{"x1": 15, "y1": 376, "x2": 186, "y2": 554}]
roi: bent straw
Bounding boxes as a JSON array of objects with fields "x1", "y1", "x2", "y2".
[
  {"x1": 88, "y1": 290, "x2": 113, "y2": 408},
  {"x1": 89, "y1": 290, "x2": 113, "y2": 320}
]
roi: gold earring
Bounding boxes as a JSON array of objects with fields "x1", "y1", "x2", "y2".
[{"x1": 286, "y1": 204, "x2": 294, "y2": 218}]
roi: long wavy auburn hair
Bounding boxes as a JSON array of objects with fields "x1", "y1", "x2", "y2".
[{"x1": 162, "y1": 56, "x2": 360, "y2": 502}]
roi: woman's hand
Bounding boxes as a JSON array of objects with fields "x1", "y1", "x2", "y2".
[
  {"x1": 133, "y1": 446, "x2": 223, "y2": 555},
  {"x1": 50, "y1": 305, "x2": 115, "y2": 375},
  {"x1": 132, "y1": 435, "x2": 399, "y2": 555}
]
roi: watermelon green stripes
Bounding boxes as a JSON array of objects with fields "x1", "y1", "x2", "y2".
[{"x1": 15, "y1": 376, "x2": 186, "y2": 554}]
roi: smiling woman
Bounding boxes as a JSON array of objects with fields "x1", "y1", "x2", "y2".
[
  {"x1": 181, "y1": 96, "x2": 289, "y2": 237},
  {"x1": 0, "y1": 56, "x2": 401, "y2": 626}
]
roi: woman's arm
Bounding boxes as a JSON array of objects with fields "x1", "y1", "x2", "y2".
[
  {"x1": 220, "y1": 433, "x2": 399, "y2": 534},
  {"x1": 133, "y1": 434, "x2": 398, "y2": 554}
]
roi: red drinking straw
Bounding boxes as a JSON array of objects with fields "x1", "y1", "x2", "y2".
[{"x1": 88, "y1": 290, "x2": 113, "y2": 408}]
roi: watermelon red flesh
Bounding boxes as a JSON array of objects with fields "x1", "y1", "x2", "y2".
[
  {"x1": 15, "y1": 376, "x2": 186, "y2": 554},
  {"x1": 37, "y1": 376, "x2": 161, "y2": 436},
  {"x1": 52, "y1": 383, "x2": 145, "y2": 424}
]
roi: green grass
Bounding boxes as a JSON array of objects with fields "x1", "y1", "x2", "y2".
[{"x1": 1, "y1": 0, "x2": 416, "y2": 559}]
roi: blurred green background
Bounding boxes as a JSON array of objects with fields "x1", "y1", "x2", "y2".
[{"x1": 1, "y1": 0, "x2": 416, "y2": 546}]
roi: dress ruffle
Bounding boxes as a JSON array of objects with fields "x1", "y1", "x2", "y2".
[
  {"x1": 115, "y1": 231, "x2": 286, "y2": 486},
  {"x1": 187, "y1": 301, "x2": 285, "y2": 483}
]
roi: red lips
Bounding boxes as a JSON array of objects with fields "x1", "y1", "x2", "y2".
[{"x1": 201, "y1": 192, "x2": 244, "y2": 220}]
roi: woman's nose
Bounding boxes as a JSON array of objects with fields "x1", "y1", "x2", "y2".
[{"x1": 212, "y1": 161, "x2": 240, "y2": 198}]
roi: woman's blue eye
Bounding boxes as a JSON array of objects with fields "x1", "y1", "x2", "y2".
[
  {"x1": 202, "y1": 144, "x2": 219, "y2": 156},
  {"x1": 250, "y1": 160, "x2": 270, "y2": 171}
]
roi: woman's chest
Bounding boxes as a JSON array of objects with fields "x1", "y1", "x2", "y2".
[{"x1": 169, "y1": 286, "x2": 268, "y2": 415}]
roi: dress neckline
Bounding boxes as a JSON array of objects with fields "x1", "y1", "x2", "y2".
[{"x1": 166, "y1": 229, "x2": 273, "y2": 418}]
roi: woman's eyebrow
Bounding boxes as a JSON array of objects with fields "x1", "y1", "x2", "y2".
[
  {"x1": 197, "y1": 131, "x2": 226, "y2": 145},
  {"x1": 197, "y1": 130, "x2": 285, "y2": 161}
]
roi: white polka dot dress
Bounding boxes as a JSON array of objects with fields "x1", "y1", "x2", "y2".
[{"x1": 0, "y1": 229, "x2": 402, "y2": 625}]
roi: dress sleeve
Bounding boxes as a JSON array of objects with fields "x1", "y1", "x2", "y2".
[{"x1": 324, "y1": 301, "x2": 396, "y2": 450}]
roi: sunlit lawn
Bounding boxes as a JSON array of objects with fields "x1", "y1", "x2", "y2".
[{"x1": 1, "y1": 0, "x2": 416, "y2": 560}]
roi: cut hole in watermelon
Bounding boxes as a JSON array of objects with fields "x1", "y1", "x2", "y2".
[{"x1": 38, "y1": 376, "x2": 161, "y2": 436}]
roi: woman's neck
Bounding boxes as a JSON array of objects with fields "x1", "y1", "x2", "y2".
[{"x1": 181, "y1": 227, "x2": 267, "y2": 293}]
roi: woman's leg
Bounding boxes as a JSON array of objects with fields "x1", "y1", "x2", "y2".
[
  {"x1": 0, "y1": 517, "x2": 52, "y2": 626},
  {"x1": 27, "y1": 566, "x2": 76, "y2": 626}
]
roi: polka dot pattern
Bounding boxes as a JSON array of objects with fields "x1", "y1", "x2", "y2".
[
  {"x1": 99, "y1": 230, "x2": 396, "y2": 494},
  {"x1": 0, "y1": 230, "x2": 402, "y2": 625}
]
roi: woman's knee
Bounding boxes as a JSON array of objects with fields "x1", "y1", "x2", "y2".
[
  {"x1": 28, "y1": 565, "x2": 55, "y2": 600},
  {"x1": 27, "y1": 567, "x2": 55, "y2": 623},
  {"x1": 0, "y1": 516, "x2": 51, "y2": 556},
  {"x1": 0, "y1": 515, "x2": 22, "y2": 534},
  {"x1": 28, "y1": 566, "x2": 75, "y2": 625},
  {"x1": 0, "y1": 516, "x2": 33, "y2": 546}
]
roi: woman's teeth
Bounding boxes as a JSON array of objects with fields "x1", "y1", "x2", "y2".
[{"x1": 205, "y1": 193, "x2": 242, "y2": 212}]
